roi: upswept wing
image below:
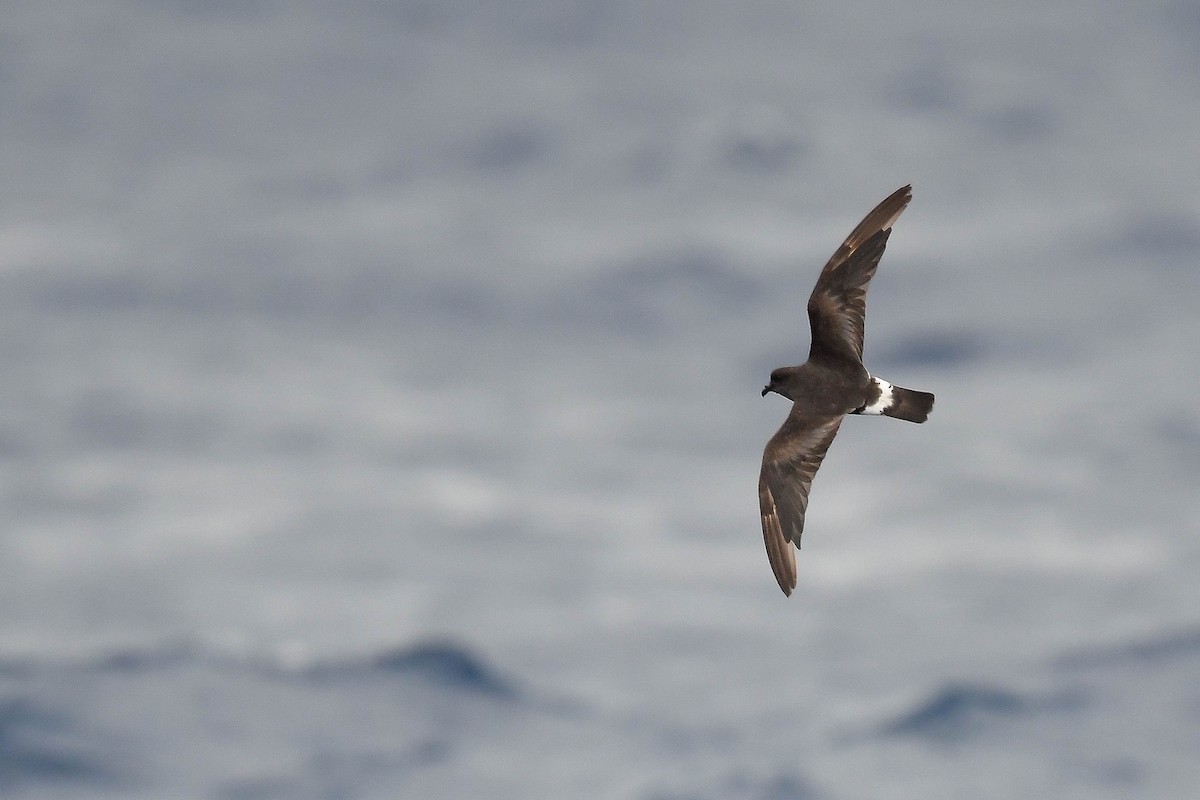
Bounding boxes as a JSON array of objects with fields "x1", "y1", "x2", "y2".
[
  {"x1": 758, "y1": 412, "x2": 845, "y2": 596},
  {"x1": 807, "y1": 185, "x2": 911, "y2": 364}
]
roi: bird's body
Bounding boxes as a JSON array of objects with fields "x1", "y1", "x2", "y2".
[{"x1": 759, "y1": 185, "x2": 933, "y2": 596}]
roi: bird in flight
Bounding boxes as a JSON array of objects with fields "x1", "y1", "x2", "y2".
[{"x1": 758, "y1": 185, "x2": 933, "y2": 596}]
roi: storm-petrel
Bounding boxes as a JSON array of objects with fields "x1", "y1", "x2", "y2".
[{"x1": 759, "y1": 185, "x2": 933, "y2": 596}]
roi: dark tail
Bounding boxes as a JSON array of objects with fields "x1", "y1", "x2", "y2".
[{"x1": 884, "y1": 384, "x2": 934, "y2": 423}]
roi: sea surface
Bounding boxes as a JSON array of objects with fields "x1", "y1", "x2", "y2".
[{"x1": 1, "y1": 2, "x2": 1198, "y2": 797}]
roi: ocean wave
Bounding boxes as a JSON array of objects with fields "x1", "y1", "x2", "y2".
[{"x1": 878, "y1": 682, "x2": 1085, "y2": 741}]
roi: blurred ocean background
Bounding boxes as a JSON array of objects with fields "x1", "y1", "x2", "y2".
[{"x1": 2, "y1": 1, "x2": 1199, "y2": 797}]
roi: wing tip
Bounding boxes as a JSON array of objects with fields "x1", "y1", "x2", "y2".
[
  {"x1": 831, "y1": 184, "x2": 914, "y2": 259},
  {"x1": 878, "y1": 184, "x2": 914, "y2": 232},
  {"x1": 762, "y1": 512, "x2": 798, "y2": 596},
  {"x1": 772, "y1": 547, "x2": 796, "y2": 596}
]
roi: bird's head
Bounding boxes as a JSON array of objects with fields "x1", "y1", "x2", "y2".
[{"x1": 762, "y1": 367, "x2": 796, "y2": 399}]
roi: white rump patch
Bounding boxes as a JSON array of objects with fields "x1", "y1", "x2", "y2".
[{"x1": 860, "y1": 377, "x2": 894, "y2": 415}]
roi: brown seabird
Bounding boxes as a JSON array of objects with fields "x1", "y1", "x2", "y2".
[{"x1": 759, "y1": 185, "x2": 934, "y2": 596}]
